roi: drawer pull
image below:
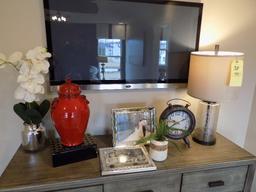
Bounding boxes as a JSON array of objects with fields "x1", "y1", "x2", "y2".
[
  {"x1": 139, "y1": 191, "x2": 153, "y2": 192},
  {"x1": 208, "y1": 180, "x2": 225, "y2": 188}
]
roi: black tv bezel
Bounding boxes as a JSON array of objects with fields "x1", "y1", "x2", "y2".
[{"x1": 43, "y1": 0, "x2": 203, "y2": 88}]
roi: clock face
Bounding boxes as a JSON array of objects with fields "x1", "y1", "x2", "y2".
[
  {"x1": 168, "y1": 111, "x2": 191, "y2": 130},
  {"x1": 160, "y1": 104, "x2": 195, "y2": 140},
  {"x1": 167, "y1": 111, "x2": 191, "y2": 137}
]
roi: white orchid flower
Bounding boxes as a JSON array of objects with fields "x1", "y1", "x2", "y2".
[
  {"x1": 41, "y1": 60, "x2": 50, "y2": 73},
  {"x1": 1, "y1": 46, "x2": 50, "y2": 103},
  {"x1": 0, "y1": 53, "x2": 7, "y2": 68},
  {"x1": 8, "y1": 52, "x2": 23, "y2": 62},
  {"x1": 22, "y1": 80, "x2": 44, "y2": 94},
  {"x1": 0, "y1": 53, "x2": 6, "y2": 62},
  {"x1": 36, "y1": 51, "x2": 51, "y2": 61},
  {"x1": 30, "y1": 60, "x2": 49, "y2": 75},
  {"x1": 17, "y1": 73, "x2": 45, "y2": 84},
  {"x1": 32, "y1": 73, "x2": 45, "y2": 84},
  {"x1": 26, "y1": 47, "x2": 44, "y2": 60},
  {"x1": 34, "y1": 46, "x2": 51, "y2": 60},
  {"x1": 14, "y1": 86, "x2": 26, "y2": 100},
  {"x1": 20, "y1": 80, "x2": 45, "y2": 94},
  {"x1": 8, "y1": 52, "x2": 23, "y2": 67},
  {"x1": 24, "y1": 91, "x2": 40, "y2": 102},
  {"x1": 0, "y1": 64, "x2": 6, "y2": 69},
  {"x1": 14, "y1": 86, "x2": 38, "y2": 103},
  {"x1": 17, "y1": 73, "x2": 29, "y2": 83},
  {"x1": 0, "y1": 52, "x2": 23, "y2": 70},
  {"x1": 26, "y1": 47, "x2": 51, "y2": 61},
  {"x1": 19, "y1": 60, "x2": 30, "y2": 75}
]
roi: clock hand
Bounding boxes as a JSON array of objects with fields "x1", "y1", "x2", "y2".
[
  {"x1": 178, "y1": 118, "x2": 187, "y2": 123},
  {"x1": 169, "y1": 118, "x2": 187, "y2": 127}
]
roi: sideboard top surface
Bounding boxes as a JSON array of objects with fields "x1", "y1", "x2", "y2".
[{"x1": 0, "y1": 134, "x2": 255, "y2": 191}]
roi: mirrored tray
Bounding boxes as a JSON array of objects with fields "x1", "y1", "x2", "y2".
[{"x1": 99, "y1": 145, "x2": 156, "y2": 176}]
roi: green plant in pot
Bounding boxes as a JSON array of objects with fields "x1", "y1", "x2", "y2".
[
  {"x1": 137, "y1": 121, "x2": 186, "y2": 161},
  {"x1": 0, "y1": 47, "x2": 51, "y2": 151}
]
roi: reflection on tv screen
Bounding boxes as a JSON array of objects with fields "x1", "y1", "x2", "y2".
[{"x1": 44, "y1": 0, "x2": 202, "y2": 85}]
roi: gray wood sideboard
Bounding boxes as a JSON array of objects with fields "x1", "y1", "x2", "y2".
[{"x1": 0, "y1": 134, "x2": 255, "y2": 192}]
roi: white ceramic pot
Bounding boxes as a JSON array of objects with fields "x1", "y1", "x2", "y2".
[{"x1": 149, "y1": 140, "x2": 168, "y2": 161}]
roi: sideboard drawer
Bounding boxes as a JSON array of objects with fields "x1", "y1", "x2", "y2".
[
  {"x1": 104, "y1": 174, "x2": 181, "y2": 192},
  {"x1": 54, "y1": 185, "x2": 103, "y2": 192},
  {"x1": 181, "y1": 166, "x2": 248, "y2": 192}
]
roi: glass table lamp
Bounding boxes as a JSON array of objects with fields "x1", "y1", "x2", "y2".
[{"x1": 187, "y1": 51, "x2": 244, "y2": 145}]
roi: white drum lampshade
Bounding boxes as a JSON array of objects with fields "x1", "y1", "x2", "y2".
[
  {"x1": 187, "y1": 51, "x2": 244, "y2": 145},
  {"x1": 188, "y1": 51, "x2": 244, "y2": 102}
]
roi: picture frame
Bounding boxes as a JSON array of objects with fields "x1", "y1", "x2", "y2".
[
  {"x1": 112, "y1": 106, "x2": 156, "y2": 146},
  {"x1": 99, "y1": 146, "x2": 156, "y2": 176}
]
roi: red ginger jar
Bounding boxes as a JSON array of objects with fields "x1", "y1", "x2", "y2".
[{"x1": 51, "y1": 80, "x2": 90, "y2": 146}]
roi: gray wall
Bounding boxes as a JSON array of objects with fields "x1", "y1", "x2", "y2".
[
  {"x1": 0, "y1": 0, "x2": 47, "y2": 176},
  {"x1": 201, "y1": 1, "x2": 256, "y2": 189},
  {"x1": 200, "y1": 0, "x2": 256, "y2": 147}
]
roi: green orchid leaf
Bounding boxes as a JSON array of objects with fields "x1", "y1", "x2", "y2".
[
  {"x1": 27, "y1": 101, "x2": 40, "y2": 110},
  {"x1": 25, "y1": 109, "x2": 42, "y2": 124},
  {"x1": 39, "y1": 100, "x2": 50, "y2": 118},
  {"x1": 13, "y1": 103, "x2": 30, "y2": 124}
]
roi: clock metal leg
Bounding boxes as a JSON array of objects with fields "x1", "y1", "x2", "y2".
[{"x1": 183, "y1": 137, "x2": 191, "y2": 148}]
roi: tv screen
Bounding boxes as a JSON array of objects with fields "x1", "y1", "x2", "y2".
[{"x1": 44, "y1": 0, "x2": 203, "y2": 90}]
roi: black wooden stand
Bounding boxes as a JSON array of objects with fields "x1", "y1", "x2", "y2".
[{"x1": 51, "y1": 134, "x2": 97, "y2": 167}]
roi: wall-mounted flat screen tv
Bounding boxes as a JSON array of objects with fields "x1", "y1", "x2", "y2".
[{"x1": 44, "y1": 0, "x2": 203, "y2": 90}]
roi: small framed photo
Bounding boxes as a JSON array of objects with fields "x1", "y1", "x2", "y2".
[
  {"x1": 112, "y1": 107, "x2": 156, "y2": 146},
  {"x1": 99, "y1": 146, "x2": 157, "y2": 176}
]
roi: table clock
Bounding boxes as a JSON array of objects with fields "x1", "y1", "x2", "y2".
[{"x1": 160, "y1": 99, "x2": 196, "y2": 147}]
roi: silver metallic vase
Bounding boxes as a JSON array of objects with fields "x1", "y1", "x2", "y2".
[{"x1": 22, "y1": 123, "x2": 47, "y2": 152}]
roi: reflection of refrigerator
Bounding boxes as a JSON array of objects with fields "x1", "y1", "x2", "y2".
[
  {"x1": 125, "y1": 39, "x2": 144, "y2": 80},
  {"x1": 97, "y1": 39, "x2": 122, "y2": 80},
  {"x1": 125, "y1": 25, "x2": 160, "y2": 81},
  {"x1": 97, "y1": 24, "x2": 126, "y2": 80}
]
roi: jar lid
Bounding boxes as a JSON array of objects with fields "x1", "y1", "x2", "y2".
[{"x1": 58, "y1": 79, "x2": 81, "y2": 96}]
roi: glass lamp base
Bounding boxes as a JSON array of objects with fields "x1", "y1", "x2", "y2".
[
  {"x1": 192, "y1": 134, "x2": 216, "y2": 145},
  {"x1": 192, "y1": 101, "x2": 220, "y2": 146}
]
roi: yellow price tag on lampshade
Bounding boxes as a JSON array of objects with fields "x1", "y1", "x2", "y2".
[{"x1": 229, "y1": 59, "x2": 243, "y2": 87}]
